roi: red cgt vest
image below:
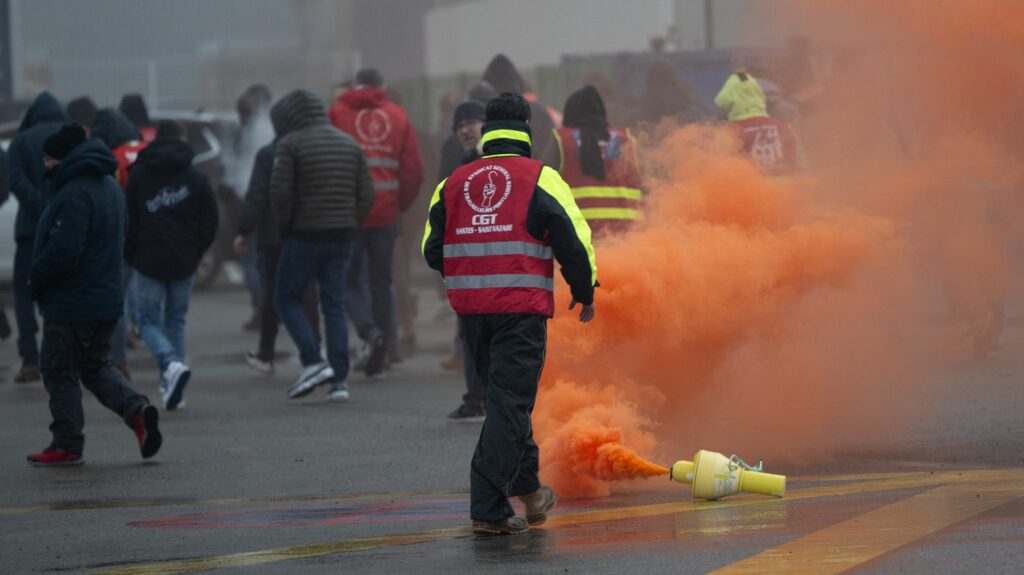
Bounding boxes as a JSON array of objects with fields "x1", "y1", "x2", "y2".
[
  {"x1": 442, "y1": 155, "x2": 554, "y2": 316},
  {"x1": 731, "y1": 117, "x2": 798, "y2": 175},
  {"x1": 555, "y1": 127, "x2": 642, "y2": 236}
]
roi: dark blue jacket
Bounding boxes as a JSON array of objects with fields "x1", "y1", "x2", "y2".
[
  {"x1": 30, "y1": 139, "x2": 125, "y2": 323},
  {"x1": 8, "y1": 92, "x2": 66, "y2": 242}
]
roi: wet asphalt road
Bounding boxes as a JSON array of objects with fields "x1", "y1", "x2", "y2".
[{"x1": 0, "y1": 286, "x2": 1022, "y2": 574}]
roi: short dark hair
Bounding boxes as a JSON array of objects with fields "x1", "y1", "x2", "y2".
[
  {"x1": 355, "y1": 68, "x2": 384, "y2": 88},
  {"x1": 485, "y1": 92, "x2": 531, "y2": 123},
  {"x1": 156, "y1": 119, "x2": 186, "y2": 141}
]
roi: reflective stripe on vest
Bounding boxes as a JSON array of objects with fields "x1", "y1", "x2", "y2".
[
  {"x1": 367, "y1": 157, "x2": 400, "y2": 169},
  {"x1": 443, "y1": 241, "x2": 553, "y2": 259},
  {"x1": 572, "y1": 186, "x2": 643, "y2": 201},
  {"x1": 445, "y1": 274, "x2": 554, "y2": 291},
  {"x1": 374, "y1": 180, "x2": 400, "y2": 191},
  {"x1": 580, "y1": 207, "x2": 641, "y2": 221}
]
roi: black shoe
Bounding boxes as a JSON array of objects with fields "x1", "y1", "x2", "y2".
[
  {"x1": 447, "y1": 402, "x2": 485, "y2": 423},
  {"x1": 132, "y1": 405, "x2": 163, "y2": 459},
  {"x1": 364, "y1": 335, "x2": 387, "y2": 377},
  {"x1": 14, "y1": 365, "x2": 41, "y2": 384}
]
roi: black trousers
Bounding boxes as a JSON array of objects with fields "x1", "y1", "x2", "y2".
[
  {"x1": 14, "y1": 240, "x2": 39, "y2": 366},
  {"x1": 461, "y1": 313, "x2": 547, "y2": 522},
  {"x1": 257, "y1": 245, "x2": 320, "y2": 360},
  {"x1": 41, "y1": 320, "x2": 149, "y2": 454}
]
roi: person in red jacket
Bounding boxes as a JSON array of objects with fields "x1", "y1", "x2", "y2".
[{"x1": 329, "y1": 69, "x2": 423, "y2": 376}]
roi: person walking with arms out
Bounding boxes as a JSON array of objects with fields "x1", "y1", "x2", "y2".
[{"x1": 423, "y1": 93, "x2": 598, "y2": 535}]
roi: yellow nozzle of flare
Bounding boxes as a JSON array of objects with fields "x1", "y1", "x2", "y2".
[{"x1": 670, "y1": 450, "x2": 785, "y2": 501}]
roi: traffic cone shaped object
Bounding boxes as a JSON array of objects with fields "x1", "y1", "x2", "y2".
[{"x1": 670, "y1": 449, "x2": 786, "y2": 500}]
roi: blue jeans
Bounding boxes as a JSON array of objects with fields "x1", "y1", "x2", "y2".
[
  {"x1": 134, "y1": 272, "x2": 194, "y2": 371},
  {"x1": 274, "y1": 238, "x2": 353, "y2": 380}
]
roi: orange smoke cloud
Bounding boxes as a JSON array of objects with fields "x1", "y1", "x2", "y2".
[{"x1": 535, "y1": 0, "x2": 1024, "y2": 498}]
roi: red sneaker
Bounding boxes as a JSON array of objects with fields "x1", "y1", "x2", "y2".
[
  {"x1": 132, "y1": 404, "x2": 163, "y2": 459},
  {"x1": 27, "y1": 447, "x2": 84, "y2": 467}
]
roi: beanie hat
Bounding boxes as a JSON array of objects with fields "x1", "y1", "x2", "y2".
[
  {"x1": 43, "y1": 123, "x2": 87, "y2": 160},
  {"x1": 451, "y1": 100, "x2": 486, "y2": 131}
]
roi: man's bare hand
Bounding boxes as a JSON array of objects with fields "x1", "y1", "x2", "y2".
[
  {"x1": 233, "y1": 235, "x2": 248, "y2": 256},
  {"x1": 569, "y1": 299, "x2": 596, "y2": 323}
]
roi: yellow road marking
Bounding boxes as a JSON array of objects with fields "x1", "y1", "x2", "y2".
[
  {"x1": 92, "y1": 470, "x2": 1024, "y2": 575},
  {"x1": 710, "y1": 478, "x2": 1024, "y2": 574},
  {"x1": 0, "y1": 489, "x2": 468, "y2": 516}
]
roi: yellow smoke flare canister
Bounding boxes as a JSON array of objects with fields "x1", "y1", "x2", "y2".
[{"x1": 670, "y1": 449, "x2": 786, "y2": 500}]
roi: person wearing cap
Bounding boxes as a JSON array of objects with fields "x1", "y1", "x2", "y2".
[
  {"x1": 443, "y1": 99, "x2": 490, "y2": 423},
  {"x1": 423, "y1": 93, "x2": 598, "y2": 535},
  {"x1": 27, "y1": 123, "x2": 162, "y2": 466}
]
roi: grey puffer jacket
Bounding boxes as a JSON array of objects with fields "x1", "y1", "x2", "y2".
[{"x1": 269, "y1": 90, "x2": 373, "y2": 241}]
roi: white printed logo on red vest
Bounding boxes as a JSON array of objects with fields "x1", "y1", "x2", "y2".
[
  {"x1": 355, "y1": 108, "x2": 392, "y2": 144},
  {"x1": 463, "y1": 165, "x2": 512, "y2": 214}
]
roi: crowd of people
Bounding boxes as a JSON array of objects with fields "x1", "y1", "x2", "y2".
[{"x1": 4, "y1": 52, "x2": 804, "y2": 533}]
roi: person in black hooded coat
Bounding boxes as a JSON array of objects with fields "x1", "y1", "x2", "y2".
[
  {"x1": 7, "y1": 91, "x2": 66, "y2": 382},
  {"x1": 234, "y1": 98, "x2": 320, "y2": 373},
  {"x1": 481, "y1": 54, "x2": 556, "y2": 160},
  {"x1": 124, "y1": 121, "x2": 218, "y2": 411},
  {"x1": 27, "y1": 123, "x2": 162, "y2": 466}
]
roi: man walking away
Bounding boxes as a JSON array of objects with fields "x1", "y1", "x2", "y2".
[
  {"x1": 329, "y1": 69, "x2": 423, "y2": 377},
  {"x1": 124, "y1": 120, "x2": 218, "y2": 411},
  {"x1": 8, "y1": 91, "x2": 66, "y2": 384},
  {"x1": 235, "y1": 97, "x2": 321, "y2": 373},
  {"x1": 28, "y1": 124, "x2": 161, "y2": 466},
  {"x1": 271, "y1": 90, "x2": 374, "y2": 402},
  {"x1": 423, "y1": 93, "x2": 598, "y2": 535}
]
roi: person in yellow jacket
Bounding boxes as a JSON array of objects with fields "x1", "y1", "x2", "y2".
[{"x1": 714, "y1": 67, "x2": 768, "y2": 122}]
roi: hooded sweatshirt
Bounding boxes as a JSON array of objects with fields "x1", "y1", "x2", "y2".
[
  {"x1": 481, "y1": 54, "x2": 555, "y2": 161},
  {"x1": 30, "y1": 139, "x2": 125, "y2": 322},
  {"x1": 328, "y1": 86, "x2": 423, "y2": 228},
  {"x1": 271, "y1": 90, "x2": 374, "y2": 240},
  {"x1": 124, "y1": 137, "x2": 219, "y2": 282},
  {"x1": 8, "y1": 92, "x2": 66, "y2": 241},
  {"x1": 92, "y1": 108, "x2": 147, "y2": 186}
]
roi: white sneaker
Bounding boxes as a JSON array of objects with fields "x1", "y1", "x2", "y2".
[
  {"x1": 288, "y1": 362, "x2": 334, "y2": 399},
  {"x1": 245, "y1": 351, "x2": 274, "y2": 374},
  {"x1": 161, "y1": 361, "x2": 191, "y2": 411},
  {"x1": 326, "y1": 382, "x2": 349, "y2": 402}
]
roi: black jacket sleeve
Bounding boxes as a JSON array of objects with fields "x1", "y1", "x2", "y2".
[
  {"x1": 8, "y1": 136, "x2": 45, "y2": 221},
  {"x1": 237, "y1": 146, "x2": 273, "y2": 237},
  {"x1": 195, "y1": 173, "x2": 219, "y2": 253},
  {"x1": 422, "y1": 178, "x2": 448, "y2": 275},
  {"x1": 527, "y1": 166, "x2": 597, "y2": 305},
  {"x1": 123, "y1": 169, "x2": 141, "y2": 265}
]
